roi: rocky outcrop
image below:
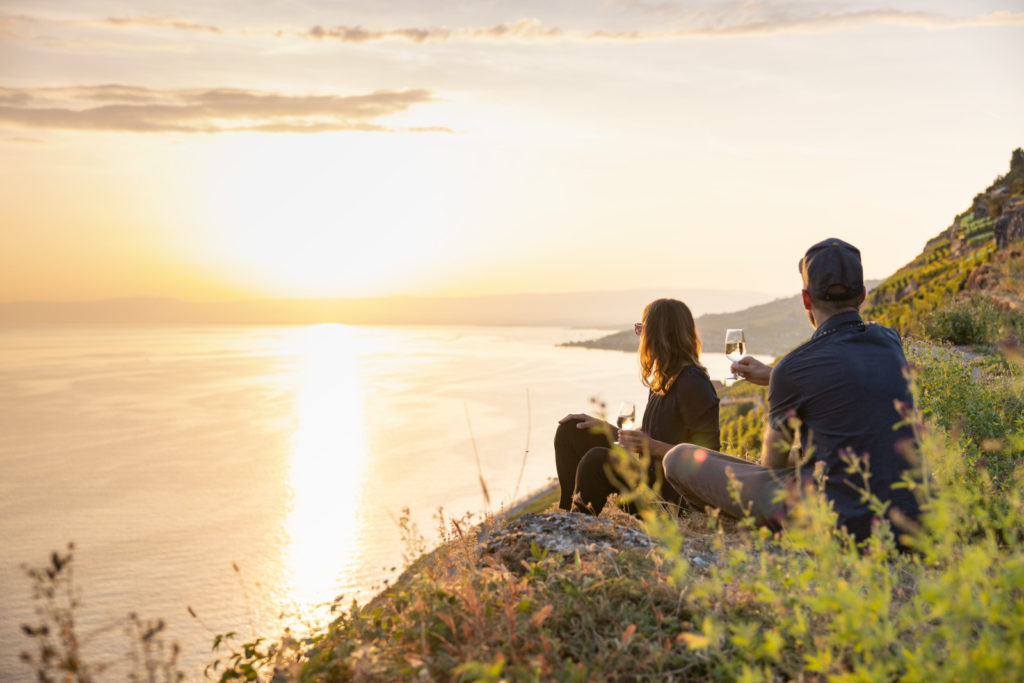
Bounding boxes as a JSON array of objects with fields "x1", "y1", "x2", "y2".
[
  {"x1": 947, "y1": 219, "x2": 965, "y2": 257},
  {"x1": 994, "y1": 209, "x2": 1024, "y2": 250},
  {"x1": 481, "y1": 511, "x2": 721, "y2": 575},
  {"x1": 963, "y1": 247, "x2": 1024, "y2": 313},
  {"x1": 481, "y1": 512, "x2": 655, "y2": 573},
  {"x1": 965, "y1": 263, "x2": 998, "y2": 292}
]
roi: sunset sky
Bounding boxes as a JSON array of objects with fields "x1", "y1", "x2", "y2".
[{"x1": 2, "y1": 0, "x2": 1022, "y2": 303}]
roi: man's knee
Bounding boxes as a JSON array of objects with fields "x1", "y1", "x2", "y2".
[{"x1": 663, "y1": 443, "x2": 710, "y2": 483}]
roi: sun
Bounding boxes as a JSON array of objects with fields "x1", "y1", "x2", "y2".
[{"x1": 190, "y1": 132, "x2": 457, "y2": 298}]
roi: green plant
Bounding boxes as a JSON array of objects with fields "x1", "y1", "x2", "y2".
[
  {"x1": 19, "y1": 543, "x2": 184, "y2": 682},
  {"x1": 922, "y1": 296, "x2": 1001, "y2": 345}
]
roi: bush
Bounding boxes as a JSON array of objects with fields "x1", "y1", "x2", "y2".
[
  {"x1": 922, "y1": 297, "x2": 1001, "y2": 345},
  {"x1": 907, "y1": 341, "x2": 1024, "y2": 485}
]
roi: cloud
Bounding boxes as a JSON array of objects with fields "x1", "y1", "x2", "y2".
[
  {"x1": 102, "y1": 8, "x2": 1024, "y2": 42},
  {"x1": 0, "y1": 86, "x2": 450, "y2": 134},
  {"x1": 98, "y1": 15, "x2": 222, "y2": 34},
  {"x1": 4, "y1": 6, "x2": 1024, "y2": 48},
  {"x1": 301, "y1": 18, "x2": 566, "y2": 43}
]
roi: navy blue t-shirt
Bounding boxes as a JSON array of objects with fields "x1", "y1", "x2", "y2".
[{"x1": 768, "y1": 312, "x2": 921, "y2": 539}]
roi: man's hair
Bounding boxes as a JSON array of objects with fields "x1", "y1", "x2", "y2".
[{"x1": 808, "y1": 284, "x2": 864, "y2": 315}]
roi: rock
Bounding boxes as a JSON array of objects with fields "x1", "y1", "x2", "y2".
[
  {"x1": 973, "y1": 196, "x2": 990, "y2": 220},
  {"x1": 948, "y1": 221, "x2": 965, "y2": 257},
  {"x1": 965, "y1": 263, "x2": 998, "y2": 291},
  {"x1": 995, "y1": 209, "x2": 1024, "y2": 250},
  {"x1": 480, "y1": 512, "x2": 655, "y2": 573}
]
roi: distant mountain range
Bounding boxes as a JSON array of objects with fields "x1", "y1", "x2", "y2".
[
  {"x1": 569, "y1": 147, "x2": 1024, "y2": 357},
  {"x1": 0, "y1": 288, "x2": 785, "y2": 330},
  {"x1": 563, "y1": 282, "x2": 880, "y2": 358}
]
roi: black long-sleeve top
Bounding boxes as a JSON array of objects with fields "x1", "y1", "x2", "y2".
[{"x1": 640, "y1": 364, "x2": 721, "y2": 451}]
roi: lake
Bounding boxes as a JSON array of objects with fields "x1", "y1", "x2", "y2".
[{"x1": 0, "y1": 324, "x2": 757, "y2": 679}]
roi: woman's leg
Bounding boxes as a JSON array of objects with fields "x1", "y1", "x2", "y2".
[
  {"x1": 554, "y1": 419, "x2": 613, "y2": 511},
  {"x1": 572, "y1": 446, "x2": 620, "y2": 515}
]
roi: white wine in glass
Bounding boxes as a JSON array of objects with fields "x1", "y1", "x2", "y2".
[
  {"x1": 614, "y1": 401, "x2": 635, "y2": 445},
  {"x1": 725, "y1": 328, "x2": 746, "y2": 382}
]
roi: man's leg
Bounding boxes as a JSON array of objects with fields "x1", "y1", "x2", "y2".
[{"x1": 663, "y1": 443, "x2": 792, "y2": 530}]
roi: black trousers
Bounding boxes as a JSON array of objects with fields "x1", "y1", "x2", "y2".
[{"x1": 554, "y1": 419, "x2": 683, "y2": 516}]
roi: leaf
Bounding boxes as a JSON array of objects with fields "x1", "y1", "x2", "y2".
[
  {"x1": 621, "y1": 624, "x2": 637, "y2": 644},
  {"x1": 530, "y1": 604, "x2": 554, "y2": 629},
  {"x1": 677, "y1": 632, "x2": 711, "y2": 650}
]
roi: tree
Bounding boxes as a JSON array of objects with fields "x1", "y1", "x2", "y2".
[{"x1": 1011, "y1": 147, "x2": 1024, "y2": 171}]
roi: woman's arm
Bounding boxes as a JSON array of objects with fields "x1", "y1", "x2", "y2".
[{"x1": 559, "y1": 413, "x2": 609, "y2": 430}]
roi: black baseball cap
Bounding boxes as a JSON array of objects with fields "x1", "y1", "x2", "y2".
[{"x1": 799, "y1": 238, "x2": 865, "y2": 301}]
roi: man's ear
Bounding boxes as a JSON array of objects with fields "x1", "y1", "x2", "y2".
[{"x1": 801, "y1": 290, "x2": 812, "y2": 311}]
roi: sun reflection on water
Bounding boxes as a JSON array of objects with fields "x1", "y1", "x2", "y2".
[{"x1": 282, "y1": 324, "x2": 368, "y2": 625}]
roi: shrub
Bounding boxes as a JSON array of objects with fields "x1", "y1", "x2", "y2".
[
  {"x1": 907, "y1": 341, "x2": 1024, "y2": 485},
  {"x1": 921, "y1": 296, "x2": 1001, "y2": 345}
]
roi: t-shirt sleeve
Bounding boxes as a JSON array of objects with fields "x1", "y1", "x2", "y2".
[{"x1": 675, "y1": 369, "x2": 721, "y2": 450}]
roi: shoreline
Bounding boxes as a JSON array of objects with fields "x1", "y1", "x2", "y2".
[{"x1": 502, "y1": 481, "x2": 559, "y2": 519}]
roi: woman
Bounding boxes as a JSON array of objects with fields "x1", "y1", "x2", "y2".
[{"x1": 555, "y1": 298, "x2": 720, "y2": 515}]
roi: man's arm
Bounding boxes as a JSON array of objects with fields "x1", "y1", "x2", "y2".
[
  {"x1": 760, "y1": 424, "x2": 790, "y2": 468},
  {"x1": 732, "y1": 357, "x2": 772, "y2": 386}
]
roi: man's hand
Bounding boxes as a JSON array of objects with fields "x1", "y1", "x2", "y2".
[
  {"x1": 731, "y1": 356, "x2": 772, "y2": 386},
  {"x1": 559, "y1": 413, "x2": 606, "y2": 429},
  {"x1": 617, "y1": 430, "x2": 671, "y2": 458}
]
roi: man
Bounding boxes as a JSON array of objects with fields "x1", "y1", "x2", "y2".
[{"x1": 662, "y1": 238, "x2": 921, "y2": 547}]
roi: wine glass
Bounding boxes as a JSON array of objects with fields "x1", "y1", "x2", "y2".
[
  {"x1": 724, "y1": 328, "x2": 746, "y2": 383},
  {"x1": 613, "y1": 401, "x2": 635, "y2": 445}
]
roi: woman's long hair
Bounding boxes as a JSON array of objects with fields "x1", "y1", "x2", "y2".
[{"x1": 639, "y1": 298, "x2": 705, "y2": 394}]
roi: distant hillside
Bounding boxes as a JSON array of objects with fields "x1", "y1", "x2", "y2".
[
  {"x1": 563, "y1": 281, "x2": 881, "y2": 357},
  {"x1": 568, "y1": 149, "x2": 1024, "y2": 356},
  {"x1": 864, "y1": 147, "x2": 1024, "y2": 338},
  {"x1": 0, "y1": 288, "x2": 784, "y2": 329}
]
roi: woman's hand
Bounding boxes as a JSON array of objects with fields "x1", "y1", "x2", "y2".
[
  {"x1": 559, "y1": 413, "x2": 606, "y2": 430},
  {"x1": 616, "y1": 430, "x2": 671, "y2": 458},
  {"x1": 731, "y1": 356, "x2": 772, "y2": 386}
]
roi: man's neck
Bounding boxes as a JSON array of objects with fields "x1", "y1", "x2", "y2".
[{"x1": 810, "y1": 307, "x2": 861, "y2": 331}]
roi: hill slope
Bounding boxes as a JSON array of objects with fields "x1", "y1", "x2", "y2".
[
  {"x1": 864, "y1": 147, "x2": 1024, "y2": 338},
  {"x1": 564, "y1": 281, "x2": 880, "y2": 357}
]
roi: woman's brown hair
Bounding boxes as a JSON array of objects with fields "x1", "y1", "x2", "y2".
[{"x1": 638, "y1": 298, "x2": 705, "y2": 394}]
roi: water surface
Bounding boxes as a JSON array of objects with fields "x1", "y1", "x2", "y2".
[{"x1": 0, "y1": 324, "x2": 753, "y2": 679}]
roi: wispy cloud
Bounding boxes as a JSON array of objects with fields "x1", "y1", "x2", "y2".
[
  {"x1": 3, "y1": 6, "x2": 1023, "y2": 48},
  {"x1": 97, "y1": 15, "x2": 223, "y2": 34},
  {"x1": 667, "y1": 7, "x2": 1024, "y2": 37},
  {"x1": 3, "y1": 135, "x2": 45, "y2": 144},
  {"x1": 0, "y1": 86, "x2": 450, "y2": 134},
  {"x1": 299, "y1": 18, "x2": 567, "y2": 43},
  {"x1": 293, "y1": 9, "x2": 1024, "y2": 43}
]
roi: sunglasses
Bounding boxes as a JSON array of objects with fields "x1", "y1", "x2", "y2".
[{"x1": 634, "y1": 322, "x2": 644, "y2": 336}]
